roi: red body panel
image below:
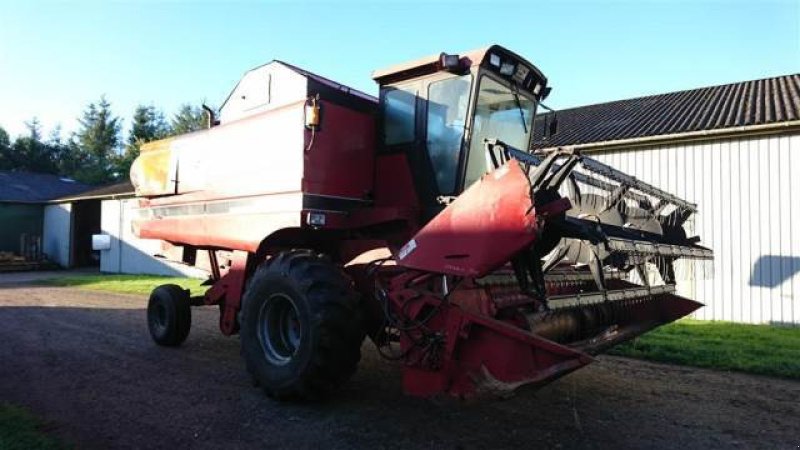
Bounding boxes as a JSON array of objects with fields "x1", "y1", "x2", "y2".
[
  {"x1": 397, "y1": 160, "x2": 538, "y2": 277},
  {"x1": 303, "y1": 100, "x2": 375, "y2": 199},
  {"x1": 135, "y1": 209, "x2": 301, "y2": 253},
  {"x1": 133, "y1": 153, "x2": 422, "y2": 255},
  {"x1": 371, "y1": 153, "x2": 419, "y2": 209},
  {"x1": 132, "y1": 97, "x2": 384, "y2": 254}
]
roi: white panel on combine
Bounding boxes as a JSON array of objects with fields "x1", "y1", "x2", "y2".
[
  {"x1": 174, "y1": 104, "x2": 305, "y2": 196},
  {"x1": 219, "y1": 62, "x2": 308, "y2": 124},
  {"x1": 131, "y1": 61, "x2": 310, "y2": 200}
]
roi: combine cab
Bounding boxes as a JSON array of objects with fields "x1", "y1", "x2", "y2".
[{"x1": 133, "y1": 45, "x2": 712, "y2": 400}]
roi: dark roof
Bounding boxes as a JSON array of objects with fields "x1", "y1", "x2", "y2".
[
  {"x1": 0, "y1": 171, "x2": 93, "y2": 203},
  {"x1": 52, "y1": 181, "x2": 134, "y2": 202},
  {"x1": 532, "y1": 73, "x2": 800, "y2": 148}
]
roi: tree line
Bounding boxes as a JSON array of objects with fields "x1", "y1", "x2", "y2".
[{"x1": 0, "y1": 97, "x2": 209, "y2": 185}]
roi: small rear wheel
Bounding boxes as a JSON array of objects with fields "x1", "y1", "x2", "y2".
[{"x1": 147, "y1": 284, "x2": 191, "y2": 346}]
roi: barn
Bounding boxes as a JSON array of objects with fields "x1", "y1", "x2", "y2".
[
  {"x1": 534, "y1": 74, "x2": 800, "y2": 325},
  {"x1": 0, "y1": 171, "x2": 91, "y2": 269}
]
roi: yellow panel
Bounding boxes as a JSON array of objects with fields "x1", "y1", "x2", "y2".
[{"x1": 130, "y1": 138, "x2": 175, "y2": 196}]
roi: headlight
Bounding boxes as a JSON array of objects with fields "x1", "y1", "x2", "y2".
[{"x1": 500, "y1": 62, "x2": 515, "y2": 75}]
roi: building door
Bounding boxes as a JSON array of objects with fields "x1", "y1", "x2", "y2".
[{"x1": 70, "y1": 200, "x2": 101, "y2": 267}]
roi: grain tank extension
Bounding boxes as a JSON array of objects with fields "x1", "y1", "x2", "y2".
[{"x1": 132, "y1": 46, "x2": 712, "y2": 400}]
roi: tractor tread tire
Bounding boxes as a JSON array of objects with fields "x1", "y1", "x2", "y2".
[
  {"x1": 240, "y1": 249, "x2": 364, "y2": 401},
  {"x1": 147, "y1": 284, "x2": 191, "y2": 346}
]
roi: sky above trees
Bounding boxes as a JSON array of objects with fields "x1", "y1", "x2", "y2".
[
  {"x1": 0, "y1": 0, "x2": 797, "y2": 187},
  {"x1": 0, "y1": 1, "x2": 797, "y2": 140}
]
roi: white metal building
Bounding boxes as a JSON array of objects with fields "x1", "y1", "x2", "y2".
[
  {"x1": 47, "y1": 182, "x2": 206, "y2": 278},
  {"x1": 534, "y1": 74, "x2": 800, "y2": 325}
]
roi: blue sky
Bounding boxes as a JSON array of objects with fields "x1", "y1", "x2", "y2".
[{"x1": 0, "y1": 0, "x2": 797, "y2": 139}]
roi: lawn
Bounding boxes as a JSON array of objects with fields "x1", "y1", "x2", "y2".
[
  {"x1": 610, "y1": 319, "x2": 800, "y2": 379},
  {"x1": 0, "y1": 404, "x2": 64, "y2": 450},
  {"x1": 41, "y1": 274, "x2": 206, "y2": 296}
]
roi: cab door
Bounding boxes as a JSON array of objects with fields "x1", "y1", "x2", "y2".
[{"x1": 380, "y1": 73, "x2": 474, "y2": 222}]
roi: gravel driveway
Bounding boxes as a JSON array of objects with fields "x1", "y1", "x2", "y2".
[{"x1": 0, "y1": 283, "x2": 797, "y2": 449}]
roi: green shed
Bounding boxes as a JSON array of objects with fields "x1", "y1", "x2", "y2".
[
  {"x1": 0, "y1": 202, "x2": 43, "y2": 253},
  {"x1": 0, "y1": 171, "x2": 91, "y2": 258}
]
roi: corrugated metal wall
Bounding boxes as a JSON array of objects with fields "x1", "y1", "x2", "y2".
[{"x1": 592, "y1": 132, "x2": 799, "y2": 325}]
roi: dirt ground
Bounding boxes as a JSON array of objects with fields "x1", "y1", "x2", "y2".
[{"x1": 0, "y1": 282, "x2": 797, "y2": 449}]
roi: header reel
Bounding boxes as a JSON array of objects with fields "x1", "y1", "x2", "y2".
[{"x1": 485, "y1": 139, "x2": 712, "y2": 300}]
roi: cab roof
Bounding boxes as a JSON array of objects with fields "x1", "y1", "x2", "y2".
[{"x1": 371, "y1": 44, "x2": 546, "y2": 87}]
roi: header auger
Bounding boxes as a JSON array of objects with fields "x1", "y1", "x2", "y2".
[{"x1": 133, "y1": 45, "x2": 712, "y2": 400}]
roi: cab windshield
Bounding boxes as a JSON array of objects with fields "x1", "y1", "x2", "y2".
[{"x1": 465, "y1": 76, "x2": 536, "y2": 187}]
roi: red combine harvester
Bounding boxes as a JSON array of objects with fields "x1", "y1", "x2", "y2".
[{"x1": 131, "y1": 45, "x2": 712, "y2": 400}]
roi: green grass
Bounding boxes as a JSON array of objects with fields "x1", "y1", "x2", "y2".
[
  {"x1": 0, "y1": 404, "x2": 65, "y2": 450},
  {"x1": 40, "y1": 274, "x2": 206, "y2": 296},
  {"x1": 610, "y1": 319, "x2": 800, "y2": 379}
]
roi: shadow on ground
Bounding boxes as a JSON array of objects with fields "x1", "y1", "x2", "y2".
[{"x1": 0, "y1": 285, "x2": 797, "y2": 449}]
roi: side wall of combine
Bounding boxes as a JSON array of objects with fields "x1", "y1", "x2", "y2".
[{"x1": 592, "y1": 131, "x2": 800, "y2": 326}]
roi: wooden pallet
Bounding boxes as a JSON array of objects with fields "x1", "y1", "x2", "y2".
[
  {"x1": 0, "y1": 252, "x2": 25, "y2": 263},
  {"x1": 0, "y1": 252, "x2": 57, "y2": 272},
  {"x1": 0, "y1": 262, "x2": 39, "y2": 272}
]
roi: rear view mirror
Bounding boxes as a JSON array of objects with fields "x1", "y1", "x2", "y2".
[
  {"x1": 539, "y1": 102, "x2": 558, "y2": 140},
  {"x1": 548, "y1": 115, "x2": 558, "y2": 137},
  {"x1": 542, "y1": 113, "x2": 558, "y2": 140}
]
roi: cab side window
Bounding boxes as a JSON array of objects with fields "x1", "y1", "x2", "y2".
[
  {"x1": 383, "y1": 84, "x2": 417, "y2": 146},
  {"x1": 426, "y1": 75, "x2": 471, "y2": 194}
]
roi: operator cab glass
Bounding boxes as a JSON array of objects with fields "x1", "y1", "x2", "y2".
[
  {"x1": 375, "y1": 45, "x2": 548, "y2": 210},
  {"x1": 466, "y1": 76, "x2": 536, "y2": 188},
  {"x1": 383, "y1": 84, "x2": 417, "y2": 145},
  {"x1": 426, "y1": 74, "x2": 472, "y2": 193}
]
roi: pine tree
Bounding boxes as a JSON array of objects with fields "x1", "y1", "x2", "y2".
[
  {"x1": 128, "y1": 105, "x2": 170, "y2": 146},
  {"x1": 48, "y1": 125, "x2": 80, "y2": 177},
  {"x1": 26, "y1": 117, "x2": 42, "y2": 142},
  {"x1": 7, "y1": 118, "x2": 59, "y2": 174},
  {"x1": 73, "y1": 96, "x2": 122, "y2": 183},
  {"x1": 171, "y1": 104, "x2": 208, "y2": 135},
  {"x1": 118, "y1": 105, "x2": 171, "y2": 177},
  {"x1": 0, "y1": 126, "x2": 11, "y2": 170}
]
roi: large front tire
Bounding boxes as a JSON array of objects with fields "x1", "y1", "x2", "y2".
[{"x1": 240, "y1": 250, "x2": 364, "y2": 400}]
